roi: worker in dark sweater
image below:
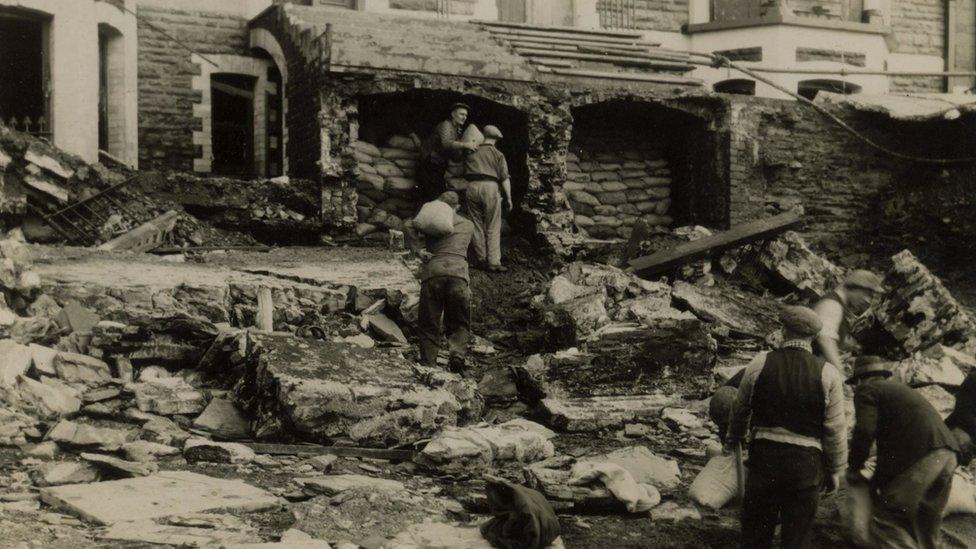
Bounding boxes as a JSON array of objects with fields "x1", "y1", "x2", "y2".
[
  {"x1": 727, "y1": 305, "x2": 848, "y2": 549},
  {"x1": 946, "y1": 369, "x2": 976, "y2": 465},
  {"x1": 403, "y1": 191, "x2": 474, "y2": 372},
  {"x1": 847, "y1": 356, "x2": 960, "y2": 549}
]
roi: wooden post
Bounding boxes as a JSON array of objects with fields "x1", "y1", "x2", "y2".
[{"x1": 256, "y1": 287, "x2": 274, "y2": 331}]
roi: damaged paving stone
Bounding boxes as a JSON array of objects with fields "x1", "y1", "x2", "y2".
[
  {"x1": 81, "y1": 452, "x2": 159, "y2": 477},
  {"x1": 53, "y1": 352, "x2": 111, "y2": 386},
  {"x1": 539, "y1": 394, "x2": 678, "y2": 432},
  {"x1": 0, "y1": 339, "x2": 31, "y2": 387},
  {"x1": 184, "y1": 438, "x2": 257, "y2": 464},
  {"x1": 233, "y1": 333, "x2": 480, "y2": 447},
  {"x1": 46, "y1": 419, "x2": 136, "y2": 451},
  {"x1": 40, "y1": 470, "x2": 283, "y2": 525},
  {"x1": 132, "y1": 377, "x2": 208, "y2": 416},
  {"x1": 101, "y1": 514, "x2": 259, "y2": 547},
  {"x1": 415, "y1": 419, "x2": 556, "y2": 474}
]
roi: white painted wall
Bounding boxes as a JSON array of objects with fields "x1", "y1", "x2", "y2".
[{"x1": 0, "y1": 0, "x2": 138, "y2": 166}]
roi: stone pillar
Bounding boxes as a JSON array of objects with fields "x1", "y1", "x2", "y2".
[{"x1": 689, "y1": 0, "x2": 712, "y2": 24}]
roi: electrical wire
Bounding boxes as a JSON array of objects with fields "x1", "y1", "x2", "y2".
[{"x1": 695, "y1": 52, "x2": 976, "y2": 165}]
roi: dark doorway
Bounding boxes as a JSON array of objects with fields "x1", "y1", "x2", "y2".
[
  {"x1": 265, "y1": 65, "x2": 283, "y2": 177},
  {"x1": 98, "y1": 24, "x2": 125, "y2": 157},
  {"x1": 797, "y1": 79, "x2": 862, "y2": 100},
  {"x1": 0, "y1": 12, "x2": 49, "y2": 136},
  {"x1": 211, "y1": 73, "x2": 256, "y2": 177}
]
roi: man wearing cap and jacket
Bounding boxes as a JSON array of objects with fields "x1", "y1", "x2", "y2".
[
  {"x1": 403, "y1": 191, "x2": 474, "y2": 372},
  {"x1": 813, "y1": 269, "x2": 885, "y2": 368},
  {"x1": 416, "y1": 103, "x2": 478, "y2": 204},
  {"x1": 728, "y1": 305, "x2": 848, "y2": 549},
  {"x1": 848, "y1": 356, "x2": 959, "y2": 549},
  {"x1": 464, "y1": 125, "x2": 512, "y2": 273}
]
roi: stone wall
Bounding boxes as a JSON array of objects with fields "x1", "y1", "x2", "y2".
[
  {"x1": 136, "y1": 3, "x2": 250, "y2": 171},
  {"x1": 565, "y1": 132, "x2": 673, "y2": 240}
]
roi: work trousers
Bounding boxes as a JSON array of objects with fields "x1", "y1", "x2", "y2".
[
  {"x1": 416, "y1": 158, "x2": 448, "y2": 205},
  {"x1": 871, "y1": 448, "x2": 957, "y2": 549},
  {"x1": 741, "y1": 440, "x2": 824, "y2": 549},
  {"x1": 417, "y1": 276, "x2": 471, "y2": 366},
  {"x1": 465, "y1": 180, "x2": 502, "y2": 267}
]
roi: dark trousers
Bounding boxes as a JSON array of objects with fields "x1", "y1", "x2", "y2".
[
  {"x1": 417, "y1": 158, "x2": 447, "y2": 205},
  {"x1": 871, "y1": 448, "x2": 956, "y2": 549},
  {"x1": 742, "y1": 440, "x2": 824, "y2": 549},
  {"x1": 418, "y1": 276, "x2": 471, "y2": 366}
]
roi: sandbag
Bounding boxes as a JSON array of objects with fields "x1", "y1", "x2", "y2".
[
  {"x1": 462, "y1": 124, "x2": 484, "y2": 145},
  {"x1": 688, "y1": 454, "x2": 741, "y2": 510},
  {"x1": 413, "y1": 200, "x2": 455, "y2": 238},
  {"x1": 944, "y1": 471, "x2": 976, "y2": 517},
  {"x1": 839, "y1": 481, "x2": 873, "y2": 547}
]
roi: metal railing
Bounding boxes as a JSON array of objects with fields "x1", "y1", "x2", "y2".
[
  {"x1": 2, "y1": 115, "x2": 51, "y2": 139},
  {"x1": 600, "y1": 0, "x2": 638, "y2": 29}
]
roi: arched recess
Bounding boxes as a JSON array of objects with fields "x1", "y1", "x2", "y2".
[
  {"x1": 713, "y1": 79, "x2": 756, "y2": 95},
  {"x1": 797, "y1": 79, "x2": 862, "y2": 100},
  {"x1": 350, "y1": 89, "x2": 530, "y2": 238},
  {"x1": 250, "y1": 28, "x2": 288, "y2": 176},
  {"x1": 567, "y1": 99, "x2": 726, "y2": 239},
  {"x1": 98, "y1": 22, "x2": 126, "y2": 160}
]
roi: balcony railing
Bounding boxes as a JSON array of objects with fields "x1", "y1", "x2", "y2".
[
  {"x1": 2, "y1": 115, "x2": 51, "y2": 139},
  {"x1": 600, "y1": 0, "x2": 638, "y2": 29}
]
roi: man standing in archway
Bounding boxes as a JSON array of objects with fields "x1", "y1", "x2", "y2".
[
  {"x1": 464, "y1": 125, "x2": 512, "y2": 273},
  {"x1": 416, "y1": 102, "x2": 478, "y2": 204}
]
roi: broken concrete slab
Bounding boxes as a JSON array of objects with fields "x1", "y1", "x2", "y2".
[
  {"x1": 141, "y1": 415, "x2": 191, "y2": 447},
  {"x1": 415, "y1": 419, "x2": 556, "y2": 473},
  {"x1": 0, "y1": 339, "x2": 31, "y2": 387},
  {"x1": 671, "y1": 281, "x2": 777, "y2": 338},
  {"x1": 132, "y1": 377, "x2": 207, "y2": 416},
  {"x1": 874, "y1": 250, "x2": 976, "y2": 355},
  {"x1": 233, "y1": 333, "x2": 480, "y2": 447},
  {"x1": 123, "y1": 440, "x2": 181, "y2": 462},
  {"x1": 81, "y1": 452, "x2": 159, "y2": 477},
  {"x1": 100, "y1": 514, "x2": 259, "y2": 547},
  {"x1": 53, "y1": 352, "x2": 111, "y2": 386},
  {"x1": 29, "y1": 343, "x2": 58, "y2": 376},
  {"x1": 184, "y1": 438, "x2": 256, "y2": 464},
  {"x1": 40, "y1": 470, "x2": 283, "y2": 525},
  {"x1": 46, "y1": 419, "x2": 136, "y2": 451},
  {"x1": 31, "y1": 461, "x2": 101, "y2": 487},
  {"x1": 192, "y1": 398, "x2": 250, "y2": 440},
  {"x1": 539, "y1": 394, "x2": 677, "y2": 432},
  {"x1": 297, "y1": 474, "x2": 405, "y2": 497}
]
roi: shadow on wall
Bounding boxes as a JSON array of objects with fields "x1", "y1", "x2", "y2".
[
  {"x1": 568, "y1": 100, "x2": 726, "y2": 240},
  {"x1": 356, "y1": 89, "x2": 530, "y2": 205}
]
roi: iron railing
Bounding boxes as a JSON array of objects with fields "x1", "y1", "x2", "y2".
[
  {"x1": 2, "y1": 115, "x2": 51, "y2": 139},
  {"x1": 600, "y1": 0, "x2": 639, "y2": 29}
]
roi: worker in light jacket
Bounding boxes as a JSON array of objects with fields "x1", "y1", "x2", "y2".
[
  {"x1": 728, "y1": 305, "x2": 848, "y2": 549},
  {"x1": 813, "y1": 269, "x2": 884, "y2": 368},
  {"x1": 463, "y1": 125, "x2": 512, "y2": 273}
]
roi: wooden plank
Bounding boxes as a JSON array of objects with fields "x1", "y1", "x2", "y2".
[
  {"x1": 549, "y1": 67, "x2": 702, "y2": 85},
  {"x1": 515, "y1": 48, "x2": 694, "y2": 72},
  {"x1": 487, "y1": 29, "x2": 657, "y2": 48},
  {"x1": 241, "y1": 442, "x2": 415, "y2": 461},
  {"x1": 627, "y1": 211, "x2": 804, "y2": 276},
  {"x1": 475, "y1": 18, "x2": 645, "y2": 39},
  {"x1": 497, "y1": 34, "x2": 653, "y2": 51},
  {"x1": 483, "y1": 26, "x2": 646, "y2": 46}
]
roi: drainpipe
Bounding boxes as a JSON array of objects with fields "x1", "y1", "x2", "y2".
[{"x1": 944, "y1": 0, "x2": 954, "y2": 92}]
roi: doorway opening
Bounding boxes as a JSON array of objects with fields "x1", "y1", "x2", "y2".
[
  {"x1": 0, "y1": 10, "x2": 50, "y2": 137},
  {"x1": 211, "y1": 73, "x2": 256, "y2": 177}
]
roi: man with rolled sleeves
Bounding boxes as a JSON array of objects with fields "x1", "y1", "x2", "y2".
[
  {"x1": 848, "y1": 356, "x2": 959, "y2": 549},
  {"x1": 464, "y1": 125, "x2": 512, "y2": 273},
  {"x1": 727, "y1": 305, "x2": 848, "y2": 549},
  {"x1": 813, "y1": 269, "x2": 885, "y2": 368}
]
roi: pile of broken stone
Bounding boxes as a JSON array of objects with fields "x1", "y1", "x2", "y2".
[{"x1": 3, "y1": 209, "x2": 976, "y2": 546}]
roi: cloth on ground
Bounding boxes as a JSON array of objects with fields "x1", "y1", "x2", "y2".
[
  {"x1": 480, "y1": 476, "x2": 561, "y2": 549},
  {"x1": 568, "y1": 461, "x2": 661, "y2": 513}
]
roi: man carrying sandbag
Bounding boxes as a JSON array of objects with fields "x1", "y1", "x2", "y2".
[
  {"x1": 727, "y1": 305, "x2": 848, "y2": 549},
  {"x1": 416, "y1": 103, "x2": 479, "y2": 204},
  {"x1": 813, "y1": 269, "x2": 884, "y2": 368},
  {"x1": 848, "y1": 356, "x2": 960, "y2": 548},
  {"x1": 464, "y1": 125, "x2": 513, "y2": 273},
  {"x1": 405, "y1": 191, "x2": 474, "y2": 372}
]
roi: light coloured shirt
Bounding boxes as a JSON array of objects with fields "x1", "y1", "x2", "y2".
[
  {"x1": 814, "y1": 297, "x2": 845, "y2": 341},
  {"x1": 729, "y1": 340, "x2": 849, "y2": 473}
]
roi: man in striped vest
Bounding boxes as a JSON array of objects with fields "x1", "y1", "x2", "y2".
[{"x1": 728, "y1": 305, "x2": 848, "y2": 549}]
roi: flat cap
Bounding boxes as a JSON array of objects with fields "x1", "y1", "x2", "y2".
[
  {"x1": 437, "y1": 190, "x2": 459, "y2": 207},
  {"x1": 450, "y1": 102, "x2": 471, "y2": 113},
  {"x1": 779, "y1": 305, "x2": 823, "y2": 337},
  {"x1": 847, "y1": 355, "x2": 892, "y2": 385},
  {"x1": 844, "y1": 269, "x2": 884, "y2": 293},
  {"x1": 483, "y1": 125, "x2": 503, "y2": 139}
]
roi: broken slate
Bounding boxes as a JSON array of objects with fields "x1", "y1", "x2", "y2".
[
  {"x1": 0, "y1": 339, "x2": 31, "y2": 387},
  {"x1": 100, "y1": 514, "x2": 259, "y2": 547},
  {"x1": 539, "y1": 394, "x2": 677, "y2": 432},
  {"x1": 184, "y1": 437, "x2": 256, "y2": 464},
  {"x1": 81, "y1": 452, "x2": 159, "y2": 477},
  {"x1": 891, "y1": 355, "x2": 965, "y2": 387},
  {"x1": 365, "y1": 313, "x2": 408, "y2": 344},
  {"x1": 53, "y1": 352, "x2": 111, "y2": 386},
  {"x1": 415, "y1": 419, "x2": 556, "y2": 473},
  {"x1": 123, "y1": 440, "x2": 181, "y2": 462},
  {"x1": 40, "y1": 470, "x2": 283, "y2": 525},
  {"x1": 192, "y1": 398, "x2": 250, "y2": 440},
  {"x1": 133, "y1": 377, "x2": 207, "y2": 416},
  {"x1": 31, "y1": 461, "x2": 101, "y2": 487},
  {"x1": 47, "y1": 419, "x2": 135, "y2": 451}
]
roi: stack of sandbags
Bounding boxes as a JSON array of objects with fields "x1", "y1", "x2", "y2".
[
  {"x1": 564, "y1": 145, "x2": 673, "y2": 240},
  {"x1": 352, "y1": 136, "x2": 421, "y2": 238}
]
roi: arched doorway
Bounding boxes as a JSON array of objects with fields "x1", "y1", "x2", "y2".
[
  {"x1": 98, "y1": 23, "x2": 125, "y2": 159},
  {"x1": 797, "y1": 79, "x2": 862, "y2": 100},
  {"x1": 714, "y1": 79, "x2": 756, "y2": 95}
]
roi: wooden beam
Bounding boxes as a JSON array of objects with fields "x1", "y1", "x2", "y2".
[
  {"x1": 548, "y1": 67, "x2": 702, "y2": 85},
  {"x1": 241, "y1": 442, "x2": 415, "y2": 461},
  {"x1": 513, "y1": 47, "x2": 694, "y2": 72},
  {"x1": 627, "y1": 211, "x2": 804, "y2": 277},
  {"x1": 474, "y1": 19, "x2": 645, "y2": 39},
  {"x1": 483, "y1": 26, "x2": 646, "y2": 46}
]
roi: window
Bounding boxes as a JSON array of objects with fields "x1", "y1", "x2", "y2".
[{"x1": 0, "y1": 11, "x2": 50, "y2": 136}]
